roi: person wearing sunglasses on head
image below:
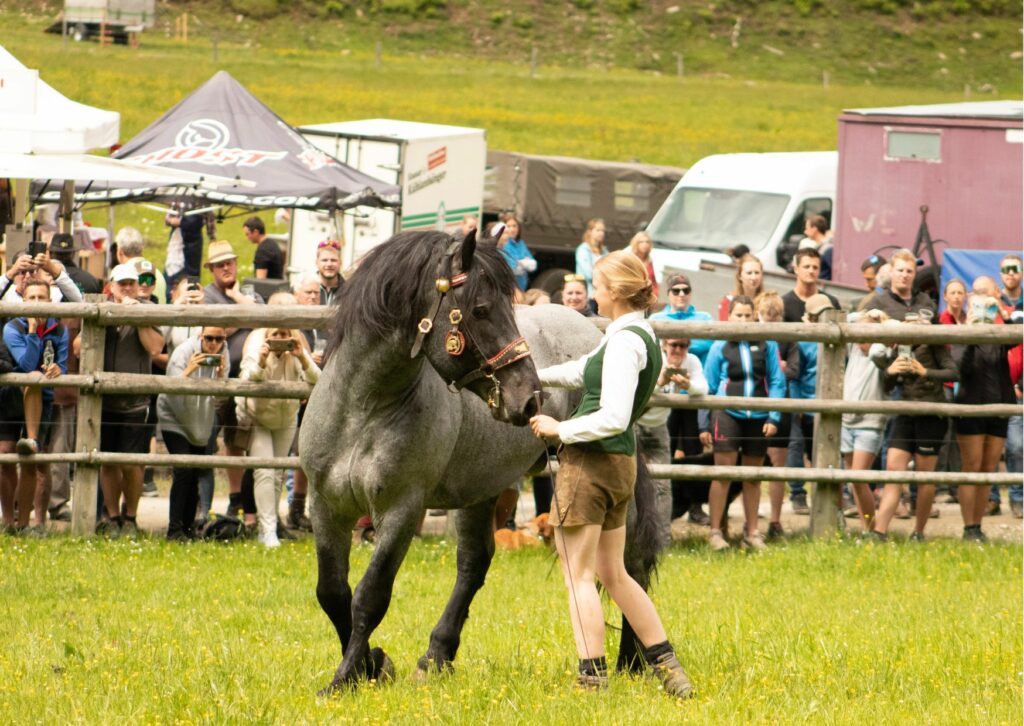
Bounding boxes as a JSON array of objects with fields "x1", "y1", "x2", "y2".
[
  {"x1": 558, "y1": 273, "x2": 596, "y2": 317},
  {"x1": 649, "y1": 273, "x2": 713, "y2": 364},
  {"x1": 315, "y1": 239, "x2": 344, "y2": 306},
  {"x1": 158, "y1": 327, "x2": 230, "y2": 540}
]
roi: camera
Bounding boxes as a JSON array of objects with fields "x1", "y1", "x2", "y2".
[
  {"x1": 187, "y1": 276, "x2": 202, "y2": 292},
  {"x1": 198, "y1": 354, "x2": 221, "y2": 367},
  {"x1": 267, "y1": 339, "x2": 296, "y2": 353}
]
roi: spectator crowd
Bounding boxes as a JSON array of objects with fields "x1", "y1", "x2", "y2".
[{"x1": 0, "y1": 210, "x2": 1019, "y2": 549}]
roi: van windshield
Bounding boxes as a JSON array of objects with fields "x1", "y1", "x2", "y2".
[{"x1": 647, "y1": 187, "x2": 790, "y2": 252}]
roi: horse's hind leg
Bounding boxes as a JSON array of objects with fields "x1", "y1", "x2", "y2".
[
  {"x1": 311, "y1": 494, "x2": 356, "y2": 671},
  {"x1": 323, "y1": 501, "x2": 420, "y2": 692},
  {"x1": 417, "y1": 496, "x2": 497, "y2": 674}
]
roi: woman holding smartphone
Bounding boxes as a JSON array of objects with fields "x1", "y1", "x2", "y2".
[
  {"x1": 530, "y1": 251, "x2": 693, "y2": 698},
  {"x1": 238, "y1": 292, "x2": 321, "y2": 548},
  {"x1": 157, "y1": 326, "x2": 229, "y2": 540}
]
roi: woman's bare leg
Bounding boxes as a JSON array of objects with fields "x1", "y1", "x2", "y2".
[
  {"x1": 874, "y1": 448, "x2": 912, "y2": 534},
  {"x1": 956, "y1": 434, "x2": 983, "y2": 526},
  {"x1": 595, "y1": 525, "x2": 667, "y2": 647},
  {"x1": 912, "y1": 454, "x2": 938, "y2": 535},
  {"x1": 553, "y1": 523, "x2": 605, "y2": 659},
  {"x1": 846, "y1": 450, "x2": 877, "y2": 530},
  {"x1": 767, "y1": 447, "x2": 786, "y2": 525},
  {"x1": 740, "y1": 454, "x2": 762, "y2": 536}
]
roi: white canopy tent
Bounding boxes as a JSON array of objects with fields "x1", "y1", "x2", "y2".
[{"x1": 0, "y1": 44, "x2": 120, "y2": 154}]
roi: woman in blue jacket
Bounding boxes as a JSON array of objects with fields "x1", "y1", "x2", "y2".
[
  {"x1": 497, "y1": 215, "x2": 536, "y2": 291},
  {"x1": 699, "y1": 295, "x2": 786, "y2": 552}
]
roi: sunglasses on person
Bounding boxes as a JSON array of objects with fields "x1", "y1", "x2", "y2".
[
  {"x1": 203, "y1": 335, "x2": 226, "y2": 343},
  {"x1": 666, "y1": 341, "x2": 689, "y2": 349},
  {"x1": 1001, "y1": 264, "x2": 1021, "y2": 274},
  {"x1": 318, "y1": 239, "x2": 341, "y2": 250},
  {"x1": 669, "y1": 286, "x2": 691, "y2": 295},
  {"x1": 563, "y1": 273, "x2": 585, "y2": 283},
  {"x1": 138, "y1": 274, "x2": 156, "y2": 286}
]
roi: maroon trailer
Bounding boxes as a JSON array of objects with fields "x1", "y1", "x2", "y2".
[{"x1": 833, "y1": 101, "x2": 1023, "y2": 287}]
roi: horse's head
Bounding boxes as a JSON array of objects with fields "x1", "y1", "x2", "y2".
[{"x1": 414, "y1": 228, "x2": 541, "y2": 426}]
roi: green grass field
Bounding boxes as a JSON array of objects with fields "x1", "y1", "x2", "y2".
[{"x1": 0, "y1": 535, "x2": 1020, "y2": 723}]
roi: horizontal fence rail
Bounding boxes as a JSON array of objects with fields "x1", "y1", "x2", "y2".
[{"x1": 1, "y1": 372, "x2": 1016, "y2": 418}]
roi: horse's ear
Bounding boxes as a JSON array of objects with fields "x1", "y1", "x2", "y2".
[{"x1": 460, "y1": 228, "x2": 477, "y2": 271}]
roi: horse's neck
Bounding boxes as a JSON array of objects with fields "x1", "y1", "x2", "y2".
[{"x1": 332, "y1": 328, "x2": 425, "y2": 405}]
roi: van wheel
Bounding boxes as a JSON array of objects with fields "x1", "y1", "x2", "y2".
[{"x1": 532, "y1": 267, "x2": 573, "y2": 297}]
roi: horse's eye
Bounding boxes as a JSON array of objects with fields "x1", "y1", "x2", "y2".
[{"x1": 472, "y1": 305, "x2": 489, "y2": 319}]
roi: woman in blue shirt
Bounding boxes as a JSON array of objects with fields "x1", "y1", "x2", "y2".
[
  {"x1": 699, "y1": 295, "x2": 786, "y2": 552},
  {"x1": 574, "y1": 218, "x2": 608, "y2": 297},
  {"x1": 497, "y1": 215, "x2": 536, "y2": 291}
]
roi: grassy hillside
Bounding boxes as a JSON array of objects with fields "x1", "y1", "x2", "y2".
[{"x1": 1, "y1": 1, "x2": 1019, "y2": 267}]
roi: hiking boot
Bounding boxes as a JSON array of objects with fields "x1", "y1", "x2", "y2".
[
  {"x1": 708, "y1": 529, "x2": 730, "y2": 552},
  {"x1": 766, "y1": 521, "x2": 785, "y2": 541},
  {"x1": 790, "y1": 494, "x2": 809, "y2": 515},
  {"x1": 575, "y1": 672, "x2": 609, "y2": 691},
  {"x1": 287, "y1": 507, "x2": 312, "y2": 531},
  {"x1": 49, "y1": 503, "x2": 71, "y2": 522},
  {"x1": 963, "y1": 526, "x2": 988, "y2": 543},
  {"x1": 687, "y1": 504, "x2": 710, "y2": 526},
  {"x1": 15, "y1": 438, "x2": 38, "y2": 456},
  {"x1": 742, "y1": 531, "x2": 767, "y2": 551},
  {"x1": 276, "y1": 522, "x2": 297, "y2": 541},
  {"x1": 23, "y1": 524, "x2": 48, "y2": 539},
  {"x1": 646, "y1": 648, "x2": 694, "y2": 699},
  {"x1": 1011, "y1": 501, "x2": 1023, "y2": 519},
  {"x1": 984, "y1": 500, "x2": 1001, "y2": 517},
  {"x1": 869, "y1": 529, "x2": 888, "y2": 543},
  {"x1": 908, "y1": 531, "x2": 926, "y2": 543},
  {"x1": 141, "y1": 480, "x2": 159, "y2": 498},
  {"x1": 120, "y1": 518, "x2": 139, "y2": 539}
]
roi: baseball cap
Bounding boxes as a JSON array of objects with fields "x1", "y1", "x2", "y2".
[
  {"x1": 110, "y1": 263, "x2": 139, "y2": 283},
  {"x1": 665, "y1": 273, "x2": 690, "y2": 289},
  {"x1": 804, "y1": 293, "x2": 836, "y2": 318}
]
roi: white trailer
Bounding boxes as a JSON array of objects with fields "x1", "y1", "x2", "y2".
[{"x1": 289, "y1": 119, "x2": 486, "y2": 282}]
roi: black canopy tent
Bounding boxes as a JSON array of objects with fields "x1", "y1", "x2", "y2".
[{"x1": 35, "y1": 71, "x2": 400, "y2": 213}]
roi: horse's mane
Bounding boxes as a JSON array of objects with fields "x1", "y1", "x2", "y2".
[{"x1": 327, "y1": 230, "x2": 516, "y2": 355}]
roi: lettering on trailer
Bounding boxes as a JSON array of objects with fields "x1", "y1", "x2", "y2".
[
  {"x1": 427, "y1": 146, "x2": 447, "y2": 171},
  {"x1": 37, "y1": 187, "x2": 323, "y2": 208},
  {"x1": 127, "y1": 118, "x2": 288, "y2": 167}
]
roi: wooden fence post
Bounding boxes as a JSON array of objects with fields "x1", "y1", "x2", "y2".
[
  {"x1": 70, "y1": 298, "x2": 105, "y2": 537},
  {"x1": 809, "y1": 308, "x2": 845, "y2": 537}
]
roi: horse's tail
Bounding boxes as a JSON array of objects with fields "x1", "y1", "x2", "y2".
[
  {"x1": 629, "y1": 442, "x2": 662, "y2": 588},
  {"x1": 618, "y1": 439, "x2": 665, "y2": 673}
]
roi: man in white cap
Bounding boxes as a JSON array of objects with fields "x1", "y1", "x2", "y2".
[{"x1": 90, "y1": 263, "x2": 164, "y2": 537}]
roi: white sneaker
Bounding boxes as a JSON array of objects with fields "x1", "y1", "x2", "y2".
[{"x1": 259, "y1": 531, "x2": 281, "y2": 548}]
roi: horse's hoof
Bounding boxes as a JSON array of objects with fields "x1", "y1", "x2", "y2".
[
  {"x1": 416, "y1": 654, "x2": 455, "y2": 676},
  {"x1": 368, "y1": 647, "x2": 395, "y2": 683}
]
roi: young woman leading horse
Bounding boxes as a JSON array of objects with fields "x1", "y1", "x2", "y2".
[
  {"x1": 300, "y1": 230, "x2": 662, "y2": 694},
  {"x1": 530, "y1": 250, "x2": 694, "y2": 698}
]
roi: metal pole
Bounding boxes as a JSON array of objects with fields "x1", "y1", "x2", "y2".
[{"x1": 809, "y1": 309, "x2": 845, "y2": 537}]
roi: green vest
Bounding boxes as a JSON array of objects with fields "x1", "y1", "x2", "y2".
[{"x1": 569, "y1": 324, "x2": 662, "y2": 455}]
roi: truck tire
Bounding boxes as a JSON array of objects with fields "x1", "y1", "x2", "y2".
[{"x1": 532, "y1": 267, "x2": 573, "y2": 296}]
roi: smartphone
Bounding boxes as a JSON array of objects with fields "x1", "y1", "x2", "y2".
[
  {"x1": 198, "y1": 354, "x2": 221, "y2": 367},
  {"x1": 664, "y1": 367, "x2": 687, "y2": 377},
  {"x1": 897, "y1": 344, "x2": 914, "y2": 359},
  {"x1": 187, "y1": 276, "x2": 202, "y2": 292},
  {"x1": 267, "y1": 339, "x2": 296, "y2": 353},
  {"x1": 27, "y1": 241, "x2": 47, "y2": 257}
]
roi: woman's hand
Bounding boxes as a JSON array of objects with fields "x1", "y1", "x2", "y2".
[
  {"x1": 183, "y1": 351, "x2": 206, "y2": 377},
  {"x1": 529, "y1": 414, "x2": 561, "y2": 442},
  {"x1": 905, "y1": 357, "x2": 927, "y2": 377},
  {"x1": 763, "y1": 422, "x2": 777, "y2": 438},
  {"x1": 671, "y1": 373, "x2": 690, "y2": 390},
  {"x1": 886, "y1": 358, "x2": 912, "y2": 376},
  {"x1": 699, "y1": 431, "x2": 712, "y2": 448},
  {"x1": 258, "y1": 343, "x2": 270, "y2": 368},
  {"x1": 43, "y1": 362, "x2": 61, "y2": 379}
]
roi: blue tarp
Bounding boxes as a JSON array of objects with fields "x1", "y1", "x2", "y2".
[{"x1": 938, "y1": 248, "x2": 1018, "y2": 312}]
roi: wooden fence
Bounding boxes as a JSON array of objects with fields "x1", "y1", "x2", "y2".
[{"x1": 0, "y1": 301, "x2": 1019, "y2": 538}]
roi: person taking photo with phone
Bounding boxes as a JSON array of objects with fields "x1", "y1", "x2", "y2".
[
  {"x1": 237, "y1": 292, "x2": 321, "y2": 548},
  {"x1": 157, "y1": 327, "x2": 229, "y2": 540}
]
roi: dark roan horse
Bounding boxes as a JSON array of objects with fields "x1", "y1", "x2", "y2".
[{"x1": 300, "y1": 229, "x2": 661, "y2": 693}]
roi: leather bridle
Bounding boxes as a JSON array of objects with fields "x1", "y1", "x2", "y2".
[{"x1": 409, "y1": 240, "x2": 531, "y2": 411}]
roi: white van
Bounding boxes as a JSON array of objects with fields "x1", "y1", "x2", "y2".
[
  {"x1": 646, "y1": 152, "x2": 837, "y2": 310},
  {"x1": 288, "y1": 119, "x2": 486, "y2": 283}
]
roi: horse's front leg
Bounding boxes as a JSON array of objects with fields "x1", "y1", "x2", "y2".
[
  {"x1": 322, "y1": 500, "x2": 421, "y2": 693},
  {"x1": 417, "y1": 496, "x2": 497, "y2": 674}
]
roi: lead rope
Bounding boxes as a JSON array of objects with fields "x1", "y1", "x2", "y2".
[{"x1": 535, "y1": 390, "x2": 594, "y2": 665}]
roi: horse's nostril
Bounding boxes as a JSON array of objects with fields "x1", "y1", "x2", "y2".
[{"x1": 524, "y1": 397, "x2": 539, "y2": 418}]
